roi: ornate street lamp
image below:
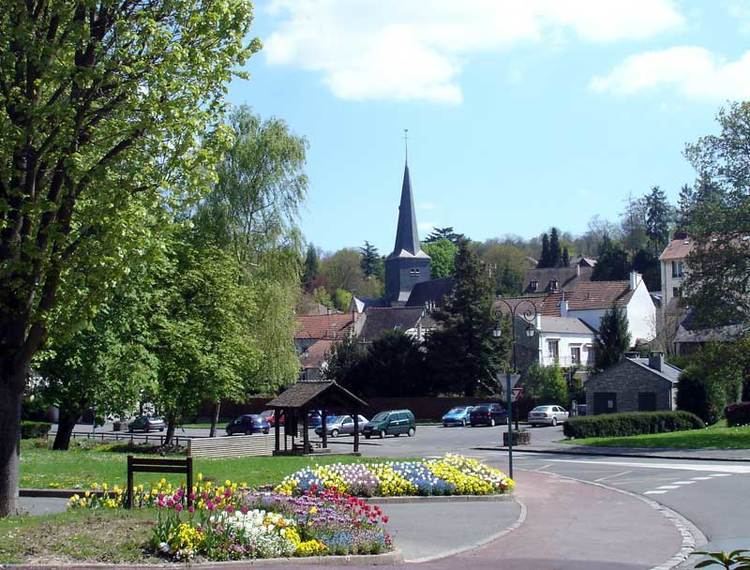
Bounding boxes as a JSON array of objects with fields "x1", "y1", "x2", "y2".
[{"x1": 492, "y1": 298, "x2": 538, "y2": 479}]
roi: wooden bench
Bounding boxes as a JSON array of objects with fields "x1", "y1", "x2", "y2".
[{"x1": 125, "y1": 455, "x2": 193, "y2": 509}]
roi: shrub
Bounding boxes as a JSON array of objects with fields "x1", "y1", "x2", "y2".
[
  {"x1": 677, "y1": 366, "x2": 719, "y2": 424},
  {"x1": 563, "y1": 411, "x2": 705, "y2": 439},
  {"x1": 21, "y1": 421, "x2": 51, "y2": 439},
  {"x1": 725, "y1": 402, "x2": 750, "y2": 427}
]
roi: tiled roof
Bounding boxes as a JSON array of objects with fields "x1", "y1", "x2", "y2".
[
  {"x1": 266, "y1": 381, "x2": 367, "y2": 409},
  {"x1": 406, "y1": 277, "x2": 454, "y2": 307},
  {"x1": 299, "y1": 339, "x2": 335, "y2": 370},
  {"x1": 539, "y1": 317, "x2": 597, "y2": 335},
  {"x1": 296, "y1": 314, "x2": 355, "y2": 340},
  {"x1": 360, "y1": 307, "x2": 427, "y2": 342},
  {"x1": 659, "y1": 238, "x2": 693, "y2": 261},
  {"x1": 566, "y1": 281, "x2": 634, "y2": 310},
  {"x1": 523, "y1": 266, "x2": 592, "y2": 293}
]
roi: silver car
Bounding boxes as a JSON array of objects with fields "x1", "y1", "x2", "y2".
[
  {"x1": 528, "y1": 405, "x2": 569, "y2": 427},
  {"x1": 314, "y1": 414, "x2": 369, "y2": 437}
]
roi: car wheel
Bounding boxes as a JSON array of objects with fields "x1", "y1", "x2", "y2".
[
  {"x1": 263, "y1": 429, "x2": 269, "y2": 434},
  {"x1": 331, "y1": 429, "x2": 339, "y2": 438},
  {"x1": 462, "y1": 419, "x2": 467, "y2": 427},
  {"x1": 490, "y1": 418, "x2": 496, "y2": 427},
  {"x1": 365, "y1": 434, "x2": 371, "y2": 439},
  {"x1": 552, "y1": 417, "x2": 558, "y2": 427},
  {"x1": 407, "y1": 427, "x2": 415, "y2": 437},
  {"x1": 245, "y1": 429, "x2": 253, "y2": 435},
  {"x1": 379, "y1": 430, "x2": 386, "y2": 439}
]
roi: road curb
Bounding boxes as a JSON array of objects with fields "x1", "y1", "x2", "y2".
[
  {"x1": 405, "y1": 497, "x2": 527, "y2": 564},
  {"x1": 362, "y1": 493, "x2": 513, "y2": 504},
  {"x1": 0, "y1": 550, "x2": 404, "y2": 569},
  {"x1": 478, "y1": 445, "x2": 750, "y2": 462},
  {"x1": 535, "y1": 470, "x2": 708, "y2": 570}
]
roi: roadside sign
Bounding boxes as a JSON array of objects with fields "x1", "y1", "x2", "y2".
[{"x1": 511, "y1": 387, "x2": 524, "y2": 402}]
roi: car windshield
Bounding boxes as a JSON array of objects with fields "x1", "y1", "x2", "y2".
[
  {"x1": 474, "y1": 405, "x2": 490, "y2": 412},
  {"x1": 447, "y1": 407, "x2": 465, "y2": 414},
  {"x1": 371, "y1": 412, "x2": 389, "y2": 422},
  {"x1": 532, "y1": 406, "x2": 554, "y2": 412}
]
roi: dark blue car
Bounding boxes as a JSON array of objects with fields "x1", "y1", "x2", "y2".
[{"x1": 225, "y1": 414, "x2": 270, "y2": 435}]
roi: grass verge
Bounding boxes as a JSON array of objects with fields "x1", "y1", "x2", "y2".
[
  {"x1": 20, "y1": 440, "x2": 402, "y2": 489},
  {"x1": 562, "y1": 424, "x2": 750, "y2": 449},
  {"x1": 0, "y1": 509, "x2": 157, "y2": 565}
]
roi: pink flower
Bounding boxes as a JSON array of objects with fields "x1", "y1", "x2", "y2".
[
  {"x1": 166, "y1": 498, "x2": 174, "y2": 508},
  {"x1": 240, "y1": 506, "x2": 249, "y2": 515},
  {"x1": 188, "y1": 505, "x2": 195, "y2": 513},
  {"x1": 206, "y1": 500, "x2": 215, "y2": 511},
  {"x1": 225, "y1": 505, "x2": 235, "y2": 513},
  {"x1": 382, "y1": 515, "x2": 389, "y2": 524},
  {"x1": 188, "y1": 492, "x2": 196, "y2": 501},
  {"x1": 174, "y1": 503, "x2": 183, "y2": 512}
]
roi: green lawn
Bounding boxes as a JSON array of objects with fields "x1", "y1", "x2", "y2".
[
  {"x1": 563, "y1": 424, "x2": 750, "y2": 450},
  {"x1": 19, "y1": 440, "x2": 397, "y2": 489}
]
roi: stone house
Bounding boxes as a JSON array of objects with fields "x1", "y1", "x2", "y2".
[{"x1": 585, "y1": 353, "x2": 681, "y2": 414}]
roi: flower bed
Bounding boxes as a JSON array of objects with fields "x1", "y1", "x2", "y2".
[
  {"x1": 68, "y1": 475, "x2": 391, "y2": 561},
  {"x1": 275, "y1": 454, "x2": 514, "y2": 497}
]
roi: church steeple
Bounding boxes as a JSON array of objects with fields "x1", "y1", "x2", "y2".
[
  {"x1": 390, "y1": 161, "x2": 422, "y2": 257},
  {"x1": 384, "y1": 138, "x2": 431, "y2": 305}
]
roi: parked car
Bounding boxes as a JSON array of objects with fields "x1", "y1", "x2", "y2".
[
  {"x1": 128, "y1": 415, "x2": 165, "y2": 433},
  {"x1": 441, "y1": 406, "x2": 474, "y2": 427},
  {"x1": 314, "y1": 414, "x2": 369, "y2": 437},
  {"x1": 259, "y1": 409, "x2": 284, "y2": 426},
  {"x1": 469, "y1": 403, "x2": 507, "y2": 427},
  {"x1": 225, "y1": 414, "x2": 270, "y2": 435},
  {"x1": 528, "y1": 405, "x2": 569, "y2": 426},
  {"x1": 307, "y1": 410, "x2": 336, "y2": 429},
  {"x1": 363, "y1": 409, "x2": 416, "y2": 439}
]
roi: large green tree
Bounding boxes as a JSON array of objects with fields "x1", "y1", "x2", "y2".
[
  {"x1": 683, "y1": 102, "x2": 750, "y2": 328},
  {"x1": 423, "y1": 238, "x2": 458, "y2": 278},
  {"x1": 475, "y1": 241, "x2": 527, "y2": 296},
  {"x1": 595, "y1": 304, "x2": 631, "y2": 370},
  {"x1": 0, "y1": 0, "x2": 255, "y2": 516},
  {"x1": 359, "y1": 241, "x2": 384, "y2": 280},
  {"x1": 591, "y1": 235, "x2": 631, "y2": 281},
  {"x1": 644, "y1": 186, "x2": 672, "y2": 255},
  {"x1": 425, "y1": 240, "x2": 509, "y2": 396}
]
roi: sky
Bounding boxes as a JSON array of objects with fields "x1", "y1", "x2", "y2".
[{"x1": 226, "y1": 0, "x2": 750, "y2": 256}]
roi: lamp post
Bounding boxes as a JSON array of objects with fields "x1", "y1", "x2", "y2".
[{"x1": 492, "y1": 298, "x2": 538, "y2": 480}]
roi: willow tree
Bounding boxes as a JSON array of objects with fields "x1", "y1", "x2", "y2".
[
  {"x1": 0, "y1": 0, "x2": 257, "y2": 516},
  {"x1": 193, "y1": 107, "x2": 308, "y2": 433}
]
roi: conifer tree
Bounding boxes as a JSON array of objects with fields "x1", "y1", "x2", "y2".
[
  {"x1": 549, "y1": 227, "x2": 562, "y2": 267},
  {"x1": 595, "y1": 304, "x2": 631, "y2": 370},
  {"x1": 538, "y1": 233, "x2": 551, "y2": 268},
  {"x1": 562, "y1": 247, "x2": 570, "y2": 268}
]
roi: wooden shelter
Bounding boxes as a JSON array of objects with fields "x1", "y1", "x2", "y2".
[{"x1": 266, "y1": 381, "x2": 368, "y2": 454}]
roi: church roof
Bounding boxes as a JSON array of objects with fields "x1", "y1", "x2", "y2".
[
  {"x1": 406, "y1": 277, "x2": 455, "y2": 307},
  {"x1": 388, "y1": 162, "x2": 429, "y2": 260}
]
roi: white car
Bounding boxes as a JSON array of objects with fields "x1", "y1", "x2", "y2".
[{"x1": 528, "y1": 405, "x2": 569, "y2": 427}]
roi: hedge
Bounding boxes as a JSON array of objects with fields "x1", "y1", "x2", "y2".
[
  {"x1": 563, "y1": 411, "x2": 705, "y2": 439},
  {"x1": 725, "y1": 402, "x2": 750, "y2": 427},
  {"x1": 21, "y1": 421, "x2": 51, "y2": 439}
]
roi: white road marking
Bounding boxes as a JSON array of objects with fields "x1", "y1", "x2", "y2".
[
  {"x1": 656, "y1": 485, "x2": 680, "y2": 490},
  {"x1": 594, "y1": 470, "x2": 632, "y2": 482},
  {"x1": 644, "y1": 490, "x2": 668, "y2": 495},
  {"x1": 548, "y1": 459, "x2": 750, "y2": 474},
  {"x1": 691, "y1": 476, "x2": 713, "y2": 481},
  {"x1": 533, "y1": 464, "x2": 552, "y2": 472},
  {"x1": 672, "y1": 481, "x2": 696, "y2": 485}
]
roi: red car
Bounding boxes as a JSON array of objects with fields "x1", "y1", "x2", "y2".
[{"x1": 260, "y1": 409, "x2": 284, "y2": 426}]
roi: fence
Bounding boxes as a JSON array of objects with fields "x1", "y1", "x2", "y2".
[
  {"x1": 187, "y1": 434, "x2": 280, "y2": 458},
  {"x1": 48, "y1": 430, "x2": 196, "y2": 447}
]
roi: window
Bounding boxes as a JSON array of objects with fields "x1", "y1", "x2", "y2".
[
  {"x1": 671, "y1": 261, "x2": 684, "y2": 278},
  {"x1": 409, "y1": 268, "x2": 420, "y2": 279},
  {"x1": 570, "y1": 346, "x2": 581, "y2": 365},
  {"x1": 530, "y1": 280, "x2": 538, "y2": 292},
  {"x1": 673, "y1": 286, "x2": 681, "y2": 298},
  {"x1": 549, "y1": 279, "x2": 559, "y2": 291},
  {"x1": 547, "y1": 340, "x2": 559, "y2": 362}
]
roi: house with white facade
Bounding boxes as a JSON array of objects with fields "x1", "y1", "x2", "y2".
[
  {"x1": 659, "y1": 235, "x2": 692, "y2": 311},
  {"x1": 533, "y1": 315, "x2": 597, "y2": 368}
]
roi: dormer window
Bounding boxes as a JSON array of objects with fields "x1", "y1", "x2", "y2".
[
  {"x1": 550, "y1": 279, "x2": 559, "y2": 292},
  {"x1": 530, "y1": 280, "x2": 538, "y2": 292}
]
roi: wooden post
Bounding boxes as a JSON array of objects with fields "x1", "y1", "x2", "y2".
[
  {"x1": 274, "y1": 409, "x2": 280, "y2": 452},
  {"x1": 321, "y1": 408, "x2": 327, "y2": 449},
  {"x1": 302, "y1": 411, "x2": 309, "y2": 453},
  {"x1": 186, "y1": 456, "x2": 193, "y2": 506},
  {"x1": 353, "y1": 410, "x2": 359, "y2": 453},
  {"x1": 126, "y1": 455, "x2": 133, "y2": 509}
]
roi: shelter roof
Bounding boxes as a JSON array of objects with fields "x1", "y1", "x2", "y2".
[{"x1": 266, "y1": 381, "x2": 367, "y2": 410}]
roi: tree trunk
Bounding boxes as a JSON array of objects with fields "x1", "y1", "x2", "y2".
[
  {"x1": 209, "y1": 401, "x2": 221, "y2": 438},
  {"x1": 164, "y1": 416, "x2": 177, "y2": 446},
  {"x1": 53, "y1": 409, "x2": 80, "y2": 451},
  {"x1": 0, "y1": 380, "x2": 22, "y2": 517}
]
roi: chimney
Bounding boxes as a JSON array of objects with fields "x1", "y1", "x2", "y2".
[
  {"x1": 560, "y1": 299, "x2": 569, "y2": 318},
  {"x1": 576, "y1": 263, "x2": 581, "y2": 277},
  {"x1": 629, "y1": 271, "x2": 642, "y2": 291},
  {"x1": 648, "y1": 352, "x2": 664, "y2": 372}
]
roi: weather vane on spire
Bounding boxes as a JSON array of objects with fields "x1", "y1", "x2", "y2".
[{"x1": 403, "y1": 128, "x2": 409, "y2": 163}]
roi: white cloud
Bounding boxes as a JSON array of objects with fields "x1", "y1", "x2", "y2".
[
  {"x1": 265, "y1": 0, "x2": 683, "y2": 104},
  {"x1": 590, "y1": 46, "x2": 750, "y2": 101}
]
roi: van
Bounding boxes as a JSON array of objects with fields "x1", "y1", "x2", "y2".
[{"x1": 363, "y1": 409, "x2": 416, "y2": 439}]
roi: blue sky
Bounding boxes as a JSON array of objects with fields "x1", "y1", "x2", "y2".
[{"x1": 226, "y1": 1, "x2": 750, "y2": 255}]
